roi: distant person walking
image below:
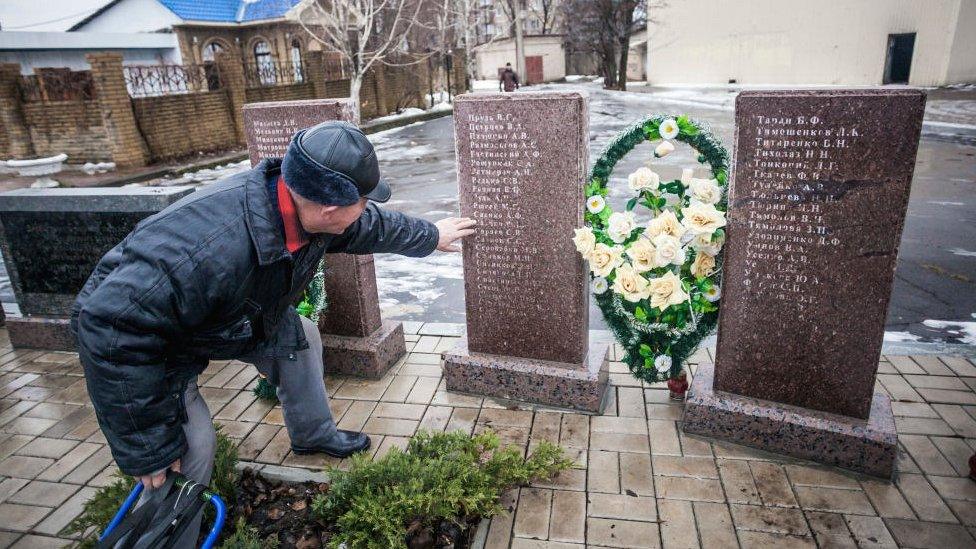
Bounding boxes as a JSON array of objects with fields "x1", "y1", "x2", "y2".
[{"x1": 499, "y1": 62, "x2": 520, "y2": 92}]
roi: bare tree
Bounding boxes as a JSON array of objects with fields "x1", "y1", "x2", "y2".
[
  {"x1": 560, "y1": 0, "x2": 651, "y2": 91},
  {"x1": 526, "y1": 0, "x2": 558, "y2": 34},
  {"x1": 287, "y1": 0, "x2": 426, "y2": 119}
]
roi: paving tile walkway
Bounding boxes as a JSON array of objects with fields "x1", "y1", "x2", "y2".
[{"x1": 2, "y1": 323, "x2": 976, "y2": 548}]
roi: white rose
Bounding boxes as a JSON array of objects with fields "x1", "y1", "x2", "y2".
[
  {"x1": 681, "y1": 202, "x2": 727, "y2": 236},
  {"x1": 646, "y1": 210, "x2": 685, "y2": 240},
  {"x1": 691, "y1": 231, "x2": 724, "y2": 255},
  {"x1": 680, "y1": 168, "x2": 694, "y2": 186},
  {"x1": 648, "y1": 271, "x2": 690, "y2": 311},
  {"x1": 685, "y1": 177, "x2": 723, "y2": 205},
  {"x1": 607, "y1": 211, "x2": 637, "y2": 244},
  {"x1": 659, "y1": 118, "x2": 679, "y2": 140},
  {"x1": 654, "y1": 141, "x2": 675, "y2": 158},
  {"x1": 651, "y1": 233, "x2": 686, "y2": 267},
  {"x1": 691, "y1": 251, "x2": 716, "y2": 278},
  {"x1": 704, "y1": 284, "x2": 722, "y2": 302},
  {"x1": 625, "y1": 236, "x2": 657, "y2": 273},
  {"x1": 591, "y1": 276, "x2": 609, "y2": 294},
  {"x1": 586, "y1": 195, "x2": 606, "y2": 214},
  {"x1": 572, "y1": 227, "x2": 596, "y2": 256},
  {"x1": 588, "y1": 243, "x2": 624, "y2": 277},
  {"x1": 627, "y1": 167, "x2": 660, "y2": 193},
  {"x1": 612, "y1": 263, "x2": 651, "y2": 303},
  {"x1": 654, "y1": 355, "x2": 673, "y2": 373}
]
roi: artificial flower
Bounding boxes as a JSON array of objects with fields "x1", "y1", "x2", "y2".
[
  {"x1": 659, "y1": 118, "x2": 679, "y2": 140},
  {"x1": 651, "y1": 233, "x2": 686, "y2": 267},
  {"x1": 654, "y1": 141, "x2": 675, "y2": 158},
  {"x1": 680, "y1": 168, "x2": 694, "y2": 186},
  {"x1": 654, "y1": 355, "x2": 673, "y2": 373},
  {"x1": 626, "y1": 236, "x2": 657, "y2": 273},
  {"x1": 681, "y1": 202, "x2": 727, "y2": 236},
  {"x1": 591, "y1": 276, "x2": 609, "y2": 294},
  {"x1": 607, "y1": 211, "x2": 637, "y2": 243},
  {"x1": 646, "y1": 210, "x2": 685, "y2": 239},
  {"x1": 648, "y1": 271, "x2": 690, "y2": 311},
  {"x1": 704, "y1": 284, "x2": 722, "y2": 302},
  {"x1": 691, "y1": 251, "x2": 716, "y2": 278},
  {"x1": 686, "y1": 177, "x2": 723, "y2": 205},
  {"x1": 589, "y1": 243, "x2": 624, "y2": 277},
  {"x1": 572, "y1": 227, "x2": 596, "y2": 256},
  {"x1": 627, "y1": 167, "x2": 660, "y2": 192},
  {"x1": 612, "y1": 263, "x2": 651, "y2": 303},
  {"x1": 586, "y1": 195, "x2": 606, "y2": 214}
]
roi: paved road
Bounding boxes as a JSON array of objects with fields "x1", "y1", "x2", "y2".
[{"x1": 374, "y1": 81, "x2": 976, "y2": 344}]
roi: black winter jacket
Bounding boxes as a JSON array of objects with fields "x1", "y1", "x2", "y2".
[{"x1": 71, "y1": 159, "x2": 438, "y2": 476}]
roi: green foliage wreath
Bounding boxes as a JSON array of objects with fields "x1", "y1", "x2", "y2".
[{"x1": 578, "y1": 115, "x2": 730, "y2": 384}]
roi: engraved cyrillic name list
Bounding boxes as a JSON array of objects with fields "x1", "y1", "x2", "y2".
[
  {"x1": 742, "y1": 114, "x2": 862, "y2": 315},
  {"x1": 250, "y1": 117, "x2": 301, "y2": 157},
  {"x1": 466, "y1": 113, "x2": 542, "y2": 322}
]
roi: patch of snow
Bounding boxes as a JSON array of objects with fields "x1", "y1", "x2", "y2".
[
  {"x1": 375, "y1": 252, "x2": 461, "y2": 309},
  {"x1": 922, "y1": 320, "x2": 976, "y2": 344},
  {"x1": 929, "y1": 201, "x2": 964, "y2": 206},
  {"x1": 884, "y1": 331, "x2": 923, "y2": 343},
  {"x1": 565, "y1": 75, "x2": 591, "y2": 82},
  {"x1": 948, "y1": 248, "x2": 976, "y2": 257},
  {"x1": 472, "y1": 79, "x2": 499, "y2": 91},
  {"x1": 29, "y1": 178, "x2": 59, "y2": 188},
  {"x1": 370, "y1": 107, "x2": 426, "y2": 125},
  {"x1": 429, "y1": 102, "x2": 454, "y2": 113}
]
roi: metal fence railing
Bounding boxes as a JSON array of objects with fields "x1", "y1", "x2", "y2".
[
  {"x1": 243, "y1": 58, "x2": 306, "y2": 88},
  {"x1": 19, "y1": 69, "x2": 95, "y2": 102},
  {"x1": 123, "y1": 63, "x2": 222, "y2": 98}
]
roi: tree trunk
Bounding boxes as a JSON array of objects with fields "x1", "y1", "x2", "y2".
[
  {"x1": 349, "y1": 73, "x2": 363, "y2": 124},
  {"x1": 617, "y1": 37, "x2": 630, "y2": 91}
]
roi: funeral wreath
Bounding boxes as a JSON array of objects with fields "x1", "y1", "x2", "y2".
[{"x1": 576, "y1": 115, "x2": 730, "y2": 387}]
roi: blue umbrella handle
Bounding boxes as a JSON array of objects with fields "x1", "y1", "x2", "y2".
[
  {"x1": 99, "y1": 483, "x2": 144, "y2": 542},
  {"x1": 200, "y1": 493, "x2": 226, "y2": 549}
]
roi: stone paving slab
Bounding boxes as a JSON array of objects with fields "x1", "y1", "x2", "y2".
[{"x1": 1, "y1": 325, "x2": 976, "y2": 547}]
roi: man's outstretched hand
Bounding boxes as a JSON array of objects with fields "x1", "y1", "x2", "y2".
[
  {"x1": 435, "y1": 217, "x2": 476, "y2": 252},
  {"x1": 137, "y1": 459, "x2": 181, "y2": 490}
]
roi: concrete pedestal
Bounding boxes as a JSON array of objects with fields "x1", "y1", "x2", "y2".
[
  {"x1": 442, "y1": 338, "x2": 610, "y2": 413},
  {"x1": 682, "y1": 362, "x2": 897, "y2": 478},
  {"x1": 7, "y1": 316, "x2": 75, "y2": 351},
  {"x1": 321, "y1": 319, "x2": 405, "y2": 379}
]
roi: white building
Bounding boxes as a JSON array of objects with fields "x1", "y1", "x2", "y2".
[
  {"x1": 645, "y1": 0, "x2": 976, "y2": 86},
  {"x1": 473, "y1": 35, "x2": 566, "y2": 84},
  {"x1": 0, "y1": 31, "x2": 180, "y2": 73}
]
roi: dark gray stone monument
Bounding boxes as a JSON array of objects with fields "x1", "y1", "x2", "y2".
[
  {"x1": 682, "y1": 89, "x2": 926, "y2": 478},
  {"x1": 442, "y1": 91, "x2": 609, "y2": 412},
  {"x1": 242, "y1": 98, "x2": 405, "y2": 379},
  {"x1": 0, "y1": 186, "x2": 194, "y2": 350}
]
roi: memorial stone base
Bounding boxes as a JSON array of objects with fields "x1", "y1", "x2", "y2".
[
  {"x1": 7, "y1": 316, "x2": 75, "y2": 351},
  {"x1": 442, "y1": 338, "x2": 611, "y2": 413},
  {"x1": 321, "y1": 320, "x2": 405, "y2": 379},
  {"x1": 682, "y1": 362, "x2": 897, "y2": 478}
]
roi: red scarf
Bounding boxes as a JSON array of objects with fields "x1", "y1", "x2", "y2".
[{"x1": 277, "y1": 176, "x2": 309, "y2": 253}]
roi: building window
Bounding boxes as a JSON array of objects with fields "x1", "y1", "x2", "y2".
[
  {"x1": 253, "y1": 40, "x2": 277, "y2": 85},
  {"x1": 290, "y1": 39, "x2": 304, "y2": 82},
  {"x1": 201, "y1": 40, "x2": 225, "y2": 62}
]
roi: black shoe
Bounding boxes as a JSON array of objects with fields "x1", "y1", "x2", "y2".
[{"x1": 291, "y1": 430, "x2": 371, "y2": 458}]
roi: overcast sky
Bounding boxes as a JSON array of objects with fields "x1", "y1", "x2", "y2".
[{"x1": 0, "y1": 0, "x2": 109, "y2": 31}]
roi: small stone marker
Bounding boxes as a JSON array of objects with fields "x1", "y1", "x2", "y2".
[
  {"x1": 442, "y1": 91, "x2": 609, "y2": 412},
  {"x1": 683, "y1": 89, "x2": 926, "y2": 477},
  {"x1": 242, "y1": 99, "x2": 405, "y2": 378},
  {"x1": 0, "y1": 186, "x2": 194, "y2": 349}
]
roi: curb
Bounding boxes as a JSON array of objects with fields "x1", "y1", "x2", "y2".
[{"x1": 361, "y1": 107, "x2": 453, "y2": 135}]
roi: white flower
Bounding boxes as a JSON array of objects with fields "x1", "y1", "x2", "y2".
[
  {"x1": 654, "y1": 355, "x2": 673, "y2": 373},
  {"x1": 685, "y1": 177, "x2": 723, "y2": 205},
  {"x1": 607, "y1": 211, "x2": 637, "y2": 244},
  {"x1": 659, "y1": 118, "x2": 679, "y2": 140},
  {"x1": 646, "y1": 210, "x2": 685, "y2": 239},
  {"x1": 572, "y1": 227, "x2": 596, "y2": 256},
  {"x1": 681, "y1": 202, "x2": 727, "y2": 236},
  {"x1": 586, "y1": 195, "x2": 606, "y2": 214},
  {"x1": 691, "y1": 251, "x2": 716, "y2": 278},
  {"x1": 627, "y1": 167, "x2": 660, "y2": 192},
  {"x1": 591, "y1": 276, "x2": 609, "y2": 294},
  {"x1": 588, "y1": 243, "x2": 625, "y2": 277},
  {"x1": 654, "y1": 141, "x2": 675, "y2": 158},
  {"x1": 680, "y1": 168, "x2": 694, "y2": 186},
  {"x1": 611, "y1": 263, "x2": 651, "y2": 303},
  {"x1": 651, "y1": 233, "x2": 686, "y2": 267},
  {"x1": 704, "y1": 284, "x2": 722, "y2": 302},
  {"x1": 648, "y1": 271, "x2": 690, "y2": 311},
  {"x1": 625, "y1": 236, "x2": 657, "y2": 273},
  {"x1": 691, "y1": 231, "x2": 724, "y2": 255}
]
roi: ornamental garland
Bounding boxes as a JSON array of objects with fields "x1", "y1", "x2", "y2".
[{"x1": 576, "y1": 115, "x2": 730, "y2": 384}]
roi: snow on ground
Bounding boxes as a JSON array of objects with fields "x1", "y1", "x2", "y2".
[
  {"x1": 948, "y1": 248, "x2": 976, "y2": 257},
  {"x1": 883, "y1": 331, "x2": 923, "y2": 343},
  {"x1": 922, "y1": 320, "x2": 976, "y2": 345},
  {"x1": 374, "y1": 252, "x2": 462, "y2": 317}
]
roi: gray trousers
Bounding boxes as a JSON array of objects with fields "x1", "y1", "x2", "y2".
[{"x1": 133, "y1": 316, "x2": 337, "y2": 548}]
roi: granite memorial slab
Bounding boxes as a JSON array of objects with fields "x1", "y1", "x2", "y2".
[
  {"x1": 243, "y1": 98, "x2": 404, "y2": 378},
  {"x1": 442, "y1": 91, "x2": 609, "y2": 412},
  {"x1": 0, "y1": 186, "x2": 195, "y2": 350},
  {"x1": 682, "y1": 89, "x2": 926, "y2": 478}
]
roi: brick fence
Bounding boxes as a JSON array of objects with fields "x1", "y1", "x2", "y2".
[{"x1": 0, "y1": 50, "x2": 466, "y2": 167}]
